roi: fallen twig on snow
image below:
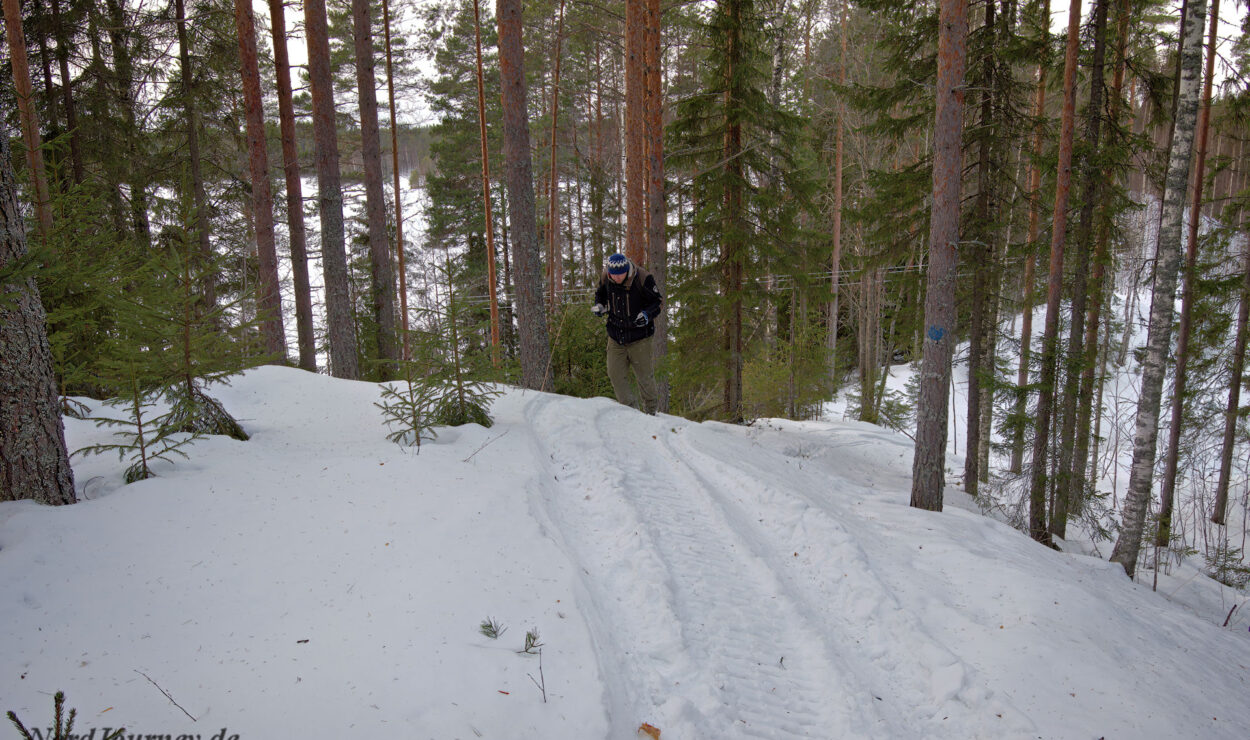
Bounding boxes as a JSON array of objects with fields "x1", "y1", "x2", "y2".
[{"x1": 135, "y1": 670, "x2": 196, "y2": 721}]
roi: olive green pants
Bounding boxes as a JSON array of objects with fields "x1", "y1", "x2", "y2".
[{"x1": 606, "y1": 337, "x2": 658, "y2": 414}]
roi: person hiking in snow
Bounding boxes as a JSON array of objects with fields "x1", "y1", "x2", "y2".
[{"x1": 592, "y1": 253, "x2": 663, "y2": 415}]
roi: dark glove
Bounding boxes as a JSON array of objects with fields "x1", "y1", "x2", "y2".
[
  {"x1": 633, "y1": 311, "x2": 649, "y2": 327},
  {"x1": 592, "y1": 303, "x2": 607, "y2": 317}
]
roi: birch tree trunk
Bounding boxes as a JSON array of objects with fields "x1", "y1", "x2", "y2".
[
  {"x1": 305, "y1": 0, "x2": 359, "y2": 379},
  {"x1": 1156, "y1": 0, "x2": 1219, "y2": 546},
  {"x1": 234, "y1": 0, "x2": 287, "y2": 361},
  {"x1": 1110, "y1": 0, "x2": 1207, "y2": 579},
  {"x1": 911, "y1": 0, "x2": 967, "y2": 512},
  {"x1": 497, "y1": 0, "x2": 552, "y2": 390},
  {"x1": 0, "y1": 128, "x2": 76, "y2": 506}
]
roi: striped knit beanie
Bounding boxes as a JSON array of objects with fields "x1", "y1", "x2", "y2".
[{"x1": 607, "y1": 253, "x2": 630, "y2": 275}]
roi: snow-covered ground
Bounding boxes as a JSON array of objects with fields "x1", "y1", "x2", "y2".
[{"x1": 2, "y1": 366, "x2": 1249, "y2": 739}]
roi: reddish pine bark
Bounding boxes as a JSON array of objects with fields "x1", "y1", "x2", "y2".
[
  {"x1": 496, "y1": 0, "x2": 552, "y2": 389},
  {"x1": 910, "y1": 0, "x2": 967, "y2": 512},
  {"x1": 3, "y1": 0, "x2": 54, "y2": 243},
  {"x1": 383, "y1": 0, "x2": 413, "y2": 363},
  {"x1": 473, "y1": 0, "x2": 501, "y2": 365},
  {"x1": 268, "y1": 0, "x2": 317, "y2": 371},
  {"x1": 352, "y1": 0, "x2": 399, "y2": 378},
  {"x1": 546, "y1": 0, "x2": 567, "y2": 305},
  {"x1": 1009, "y1": 0, "x2": 1047, "y2": 474},
  {"x1": 645, "y1": 0, "x2": 667, "y2": 410},
  {"x1": 234, "y1": 0, "x2": 286, "y2": 361},
  {"x1": 1025, "y1": 0, "x2": 1083, "y2": 543},
  {"x1": 625, "y1": 0, "x2": 647, "y2": 264},
  {"x1": 305, "y1": 0, "x2": 359, "y2": 378}
]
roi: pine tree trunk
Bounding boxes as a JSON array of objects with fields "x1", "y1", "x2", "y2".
[
  {"x1": 625, "y1": 0, "x2": 647, "y2": 264},
  {"x1": 1026, "y1": 0, "x2": 1083, "y2": 545},
  {"x1": 645, "y1": 0, "x2": 668, "y2": 412},
  {"x1": 352, "y1": 0, "x2": 398, "y2": 379},
  {"x1": 471, "y1": 0, "x2": 500, "y2": 365},
  {"x1": 103, "y1": 0, "x2": 151, "y2": 246},
  {"x1": 49, "y1": 0, "x2": 84, "y2": 184},
  {"x1": 722, "y1": 0, "x2": 746, "y2": 422},
  {"x1": 1010, "y1": 0, "x2": 1049, "y2": 475},
  {"x1": 911, "y1": 0, "x2": 967, "y2": 512},
  {"x1": 3, "y1": 0, "x2": 54, "y2": 242},
  {"x1": 1213, "y1": 224, "x2": 1250, "y2": 525},
  {"x1": 1110, "y1": 0, "x2": 1207, "y2": 579},
  {"x1": 496, "y1": 0, "x2": 552, "y2": 390},
  {"x1": 269, "y1": 0, "x2": 317, "y2": 372},
  {"x1": 1158, "y1": 0, "x2": 1220, "y2": 545},
  {"x1": 0, "y1": 128, "x2": 76, "y2": 506},
  {"x1": 1071, "y1": 0, "x2": 1130, "y2": 530},
  {"x1": 234, "y1": 0, "x2": 287, "y2": 362},
  {"x1": 828, "y1": 1, "x2": 847, "y2": 385},
  {"x1": 176, "y1": 0, "x2": 217, "y2": 313},
  {"x1": 305, "y1": 0, "x2": 359, "y2": 379},
  {"x1": 965, "y1": 0, "x2": 996, "y2": 498},
  {"x1": 1051, "y1": 0, "x2": 1109, "y2": 541},
  {"x1": 546, "y1": 0, "x2": 566, "y2": 305}
]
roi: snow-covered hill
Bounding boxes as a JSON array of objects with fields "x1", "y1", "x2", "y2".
[{"x1": 2, "y1": 366, "x2": 1248, "y2": 739}]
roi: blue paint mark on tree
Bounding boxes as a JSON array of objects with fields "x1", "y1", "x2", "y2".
[{"x1": 927, "y1": 325, "x2": 947, "y2": 343}]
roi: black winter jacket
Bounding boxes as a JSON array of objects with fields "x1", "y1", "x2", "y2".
[{"x1": 594, "y1": 264, "x2": 663, "y2": 345}]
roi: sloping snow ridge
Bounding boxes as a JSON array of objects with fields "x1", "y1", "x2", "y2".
[{"x1": 2, "y1": 365, "x2": 1248, "y2": 739}]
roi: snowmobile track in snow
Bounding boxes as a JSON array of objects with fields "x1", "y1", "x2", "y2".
[{"x1": 525, "y1": 397, "x2": 894, "y2": 739}]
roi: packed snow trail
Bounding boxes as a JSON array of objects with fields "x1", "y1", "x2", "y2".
[
  {"x1": 525, "y1": 395, "x2": 874, "y2": 738},
  {"x1": 523, "y1": 394, "x2": 1034, "y2": 738}
]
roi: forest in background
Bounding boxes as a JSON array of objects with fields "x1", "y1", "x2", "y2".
[{"x1": 4, "y1": 0, "x2": 1250, "y2": 585}]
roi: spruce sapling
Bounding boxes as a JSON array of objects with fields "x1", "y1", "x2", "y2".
[{"x1": 7, "y1": 691, "x2": 124, "y2": 740}]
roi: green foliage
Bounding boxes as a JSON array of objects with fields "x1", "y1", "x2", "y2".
[
  {"x1": 549, "y1": 303, "x2": 613, "y2": 400},
  {"x1": 74, "y1": 372, "x2": 201, "y2": 484},
  {"x1": 479, "y1": 617, "x2": 507, "y2": 640},
  {"x1": 1206, "y1": 543, "x2": 1250, "y2": 590},
  {"x1": 667, "y1": 0, "x2": 821, "y2": 421},
  {"x1": 377, "y1": 373, "x2": 443, "y2": 448},
  {"x1": 164, "y1": 383, "x2": 250, "y2": 441},
  {"x1": 518, "y1": 628, "x2": 543, "y2": 655},
  {"x1": 377, "y1": 252, "x2": 501, "y2": 448},
  {"x1": 7, "y1": 691, "x2": 123, "y2": 740}
]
